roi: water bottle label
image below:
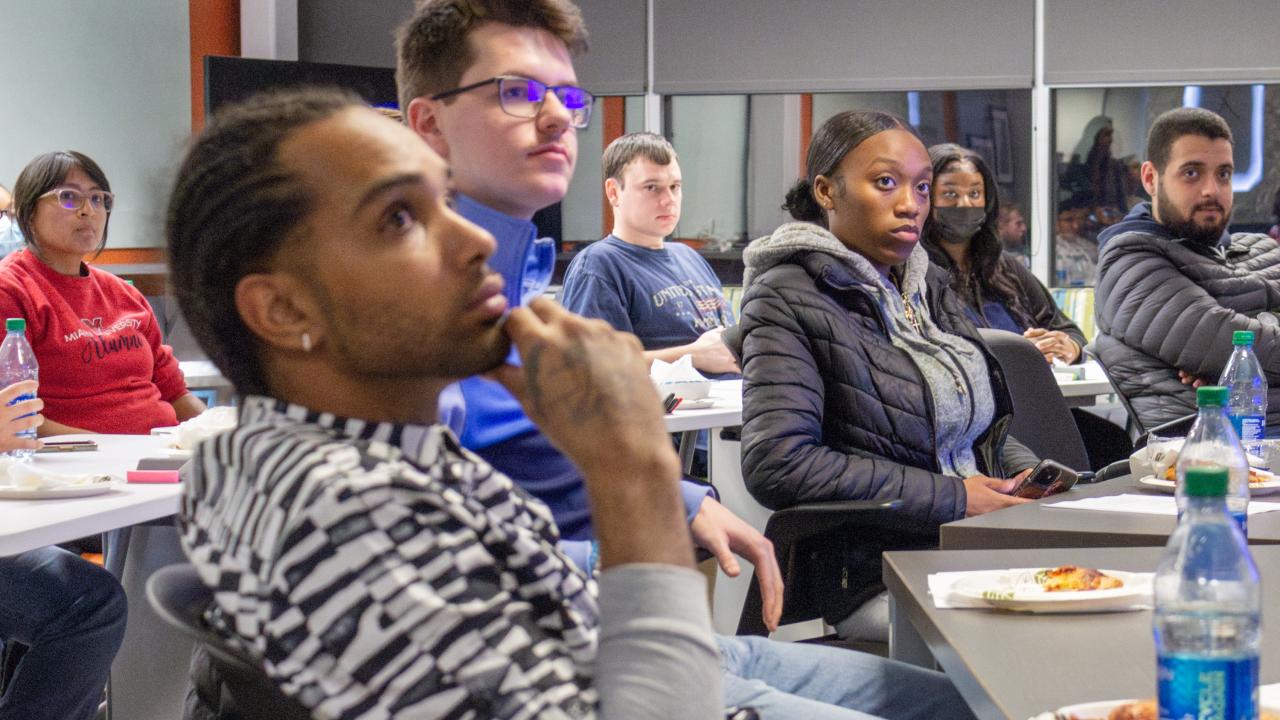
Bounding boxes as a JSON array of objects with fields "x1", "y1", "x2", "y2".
[
  {"x1": 1233, "y1": 511, "x2": 1248, "y2": 537},
  {"x1": 7, "y1": 391, "x2": 35, "y2": 419},
  {"x1": 1174, "y1": 510, "x2": 1248, "y2": 537},
  {"x1": 1157, "y1": 653, "x2": 1257, "y2": 720},
  {"x1": 6, "y1": 392, "x2": 36, "y2": 441},
  {"x1": 1229, "y1": 415, "x2": 1265, "y2": 443}
]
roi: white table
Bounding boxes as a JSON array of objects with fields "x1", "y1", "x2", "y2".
[
  {"x1": 0, "y1": 433, "x2": 193, "y2": 720},
  {"x1": 0, "y1": 434, "x2": 178, "y2": 556},
  {"x1": 662, "y1": 379, "x2": 742, "y2": 433},
  {"x1": 1054, "y1": 360, "x2": 1116, "y2": 407}
]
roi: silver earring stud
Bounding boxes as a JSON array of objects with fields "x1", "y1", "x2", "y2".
[{"x1": 301, "y1": 333, "x2": 312, "y2": 352}]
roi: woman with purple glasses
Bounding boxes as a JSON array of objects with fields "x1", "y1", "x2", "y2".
[{"x1": 0, "y1": 150, "x2": 203, "y2": 435}]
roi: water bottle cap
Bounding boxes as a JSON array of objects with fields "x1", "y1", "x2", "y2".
[
  {"x1": 1183, "y1": 465, "x2": 1229, "y2": 497},
  {"x1": 1195, "y1": 385, "x2": 1228, "y2": 407},
  {"x1": 4, "y1": 318, "x2": 24, "y2": 333},
  {"x1": 1233, "y1": 330, "x2": 1256, "y2": 345}
]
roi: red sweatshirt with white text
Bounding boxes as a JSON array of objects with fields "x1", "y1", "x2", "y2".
[{"x1": 0, "y1": 249, "x2": 188, "y2": 434}]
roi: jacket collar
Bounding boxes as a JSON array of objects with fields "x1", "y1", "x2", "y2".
[{"x1": 237, "y1": 395, "x2": 451, "y2": 471}]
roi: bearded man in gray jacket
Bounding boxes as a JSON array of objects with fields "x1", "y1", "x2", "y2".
[{"x1": 1094, "y1": 107, "x2": 1280, "y2": 431}]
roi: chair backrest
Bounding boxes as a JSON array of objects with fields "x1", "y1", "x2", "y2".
[
  {"x1": 1084, "y1": 346, "x2": 1147, "y2": 439},
  {"x1": 736, "y1": 499, "x2": 933, "y2": 636},
  {"x1": 978, "y1": 328, "x2": 1090, "y2": 470},
  {"x1": 146, "y1": 564, "x2": 313, "y2": 720}
]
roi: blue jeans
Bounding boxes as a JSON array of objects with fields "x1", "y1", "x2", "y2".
[
  {"x1": 718, "y1": 636, "x2": 976, "y2": 720},
  {"x1": 0, "y1": 546, "x2": 128, "y2": 720}
]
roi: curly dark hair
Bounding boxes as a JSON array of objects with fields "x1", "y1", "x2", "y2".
[
  {"x1": 921, "y1": 143, "x2": 1034, "y2": 328},
  {"x1": 166, "y1": 87, "x2": 364, "y2": 396}
]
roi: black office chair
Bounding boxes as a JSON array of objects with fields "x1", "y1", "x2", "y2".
[
  {"x1": 146, "y1": 564, "x2": 313, "y2": 720},
  {"x1": 1085, "y1": 347, "x2": 1148, "y2": 439},
  {"x1": 736, "y1": 499, "x2": 936, "y2": 637},
  {"x1": 1084, "y1": 348, "x2": 1197, "y2": 448},
  {"x1": 978, "y1": 329, "x2": 1091, "y2": 471}
]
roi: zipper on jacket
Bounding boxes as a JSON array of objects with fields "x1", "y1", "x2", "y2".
[{"x1": 901, "y1": 291, "x2": 923, "y2": 335}]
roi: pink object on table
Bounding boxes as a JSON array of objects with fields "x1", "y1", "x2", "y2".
[{"x1": 126, "y1": 470, "x2": 181, "y2": 484}]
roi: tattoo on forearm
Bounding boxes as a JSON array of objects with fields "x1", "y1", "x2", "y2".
[{"x1": 522, "y1": 338, "x2": 609, "y2": 422}]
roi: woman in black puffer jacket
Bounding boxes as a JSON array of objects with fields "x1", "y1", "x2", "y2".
[{"x1": 725, "y1": 111, "x2": 1038, "y2": 532}]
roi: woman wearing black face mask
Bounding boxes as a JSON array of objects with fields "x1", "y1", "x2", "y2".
[{"x1": 922, "y1": 144, "x2": 1084, "y2": 364}]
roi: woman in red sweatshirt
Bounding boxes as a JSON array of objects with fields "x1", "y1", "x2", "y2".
[{"x1": 0, "y1": 151, "x2": 204, "y2": 434}]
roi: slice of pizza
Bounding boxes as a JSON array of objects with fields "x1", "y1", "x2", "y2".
[{"x1": 1035, "y1": 565, "x2": 1124, "y2": 592}]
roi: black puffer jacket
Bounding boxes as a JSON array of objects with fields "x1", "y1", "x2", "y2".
[
  {"x1": 724, "y1": 225, "x2": 1037, "y2": 529},
  {"x1": 1095, "y1": 202, "x2": 1280, "y2": 429}
]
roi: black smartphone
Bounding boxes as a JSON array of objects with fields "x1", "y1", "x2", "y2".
[{"x1": 1011, "y1": 459, "x2": 1080, "y2": 499}]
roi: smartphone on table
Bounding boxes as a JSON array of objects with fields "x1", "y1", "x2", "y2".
[
  {"x1": 36, "y1": 440, "x2": 98, "y2": 453},
  {"x1": 1011, "y1": 459, "x2": 1080, "y2": 499}
]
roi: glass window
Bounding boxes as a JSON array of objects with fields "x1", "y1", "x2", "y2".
[
  {"x1": 1050, "y1": 84, "x2": 1279, "y2": 288},
  {"x1": 559, "y1": 95, "x2": 645, "y2": 249},
  {"x1": 557, "y1": 90, "x2": 1034, "y2": 285},
  {"x1": 664, "y1": 91, "x2": 1033, "y2": 266}
]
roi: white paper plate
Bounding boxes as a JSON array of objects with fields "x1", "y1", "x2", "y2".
[
  {"x1": 157, "y1": 447, "x2": 194, "y2": 459},
  {"x1": 950, "y1": 568, "x2": 1151, "y2": 613},
  {"x1": 673, "y1": 398, "x2": 717, "y2": 411},
  {"x1": 0, "y1": 476, "x2": 122, "y2": 500},
  {"x1": 1137, "y1": 475, "x2": 1280, "y2": 496},
  {"x1": 1045, "y1": 699, "x2": 1279, "y2": 719}
]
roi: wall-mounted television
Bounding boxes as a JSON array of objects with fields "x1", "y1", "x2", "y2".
[{"x1": 204, "y1": 56, "x2": 398, "y2": 116}]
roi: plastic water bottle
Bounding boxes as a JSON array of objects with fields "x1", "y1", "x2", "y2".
[
  {"x1": 1175, "y1": 386, "x2": 1250, "y2": 535},
  {"x1": 0, "y1": 318, "x2": 39, "y2": 460},
  {"x1": 1154, "y1": 465, "x2": 1261, "y2": 719},
  {"x1": 1221, "y1": 330, "x2": 1267, "y2": 458}
]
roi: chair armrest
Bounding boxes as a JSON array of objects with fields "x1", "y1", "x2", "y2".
[
  {"x1": 763, "y1": 500, "x2": 908, "y2": 548},
  {"x1": 1093, "y1": 459, "x2": 1132, "y2": 484},
  {"x1": 1135, "y1": 413, "x2": 1197, "y2": 449}
]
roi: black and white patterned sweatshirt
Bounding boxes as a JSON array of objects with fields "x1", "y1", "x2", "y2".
[{"x1": 179, "y1": 395, "x2": 720, "y2": 720}]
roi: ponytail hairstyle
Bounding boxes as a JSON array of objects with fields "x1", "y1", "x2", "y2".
[
  {"x1": 921, "y1": 143, "x2": 1034, "y2": 327},
  {"x1": 782, "y1": 110, "x2": 919, "y2": 228}
]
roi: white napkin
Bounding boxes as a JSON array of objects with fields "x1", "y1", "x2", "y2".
[
  {"x1": 650, "y1": 354, "x2": 708, "y2": 383},
  {"x1": 174, "y1": 406, "x2": 238, "y2": 450},
  {"x1": 1045, "y1": 493, "x2": 1280, "y2": 515},
  {"x1": 1262, "y1": 683, "x2": 1280, "y2": 708},
  {"x1": 928, "y1": 569, "x2": 1154, "y2": 610}
]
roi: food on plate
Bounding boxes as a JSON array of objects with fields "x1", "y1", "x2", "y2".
[
  {"x1": 1103, "y1": 698, "x2": 1154, "y2": 720},
  {"x1": 1160, "y1": 464, "x2": 1276, "y2": 485},
  {"x1": 1035, "y1": 565, "x2": 1123, "y2": 592}
]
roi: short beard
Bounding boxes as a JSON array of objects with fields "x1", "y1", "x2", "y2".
[{"x1": 1156, "y1": 184, "x2": 1230, "y2": 246}]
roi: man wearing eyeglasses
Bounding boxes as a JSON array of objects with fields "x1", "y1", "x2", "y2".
[{"x1": 397, "y1": 2, "x2": 976, "y2": 718}]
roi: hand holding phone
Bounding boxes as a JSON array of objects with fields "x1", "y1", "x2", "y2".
[{"x1": 1011, "y1": 459, "x2": 1080, "y2": 499}]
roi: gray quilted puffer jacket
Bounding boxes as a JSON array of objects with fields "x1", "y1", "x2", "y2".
[
  {"x1": 1094, "y1": 202, "x2": 1280, "y2": 430},
  {"x1": 724, "y1": 223, "x2": 1037, "y2": 529}
]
